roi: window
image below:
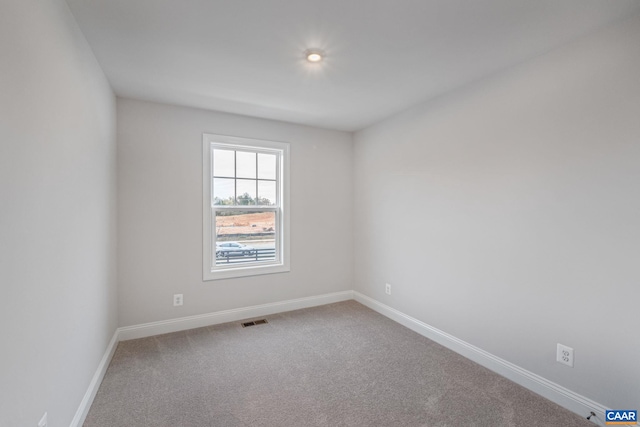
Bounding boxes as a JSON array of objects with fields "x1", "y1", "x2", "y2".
[{"x1": 203, "y1": 134, "x2": 290, "y2": 280}]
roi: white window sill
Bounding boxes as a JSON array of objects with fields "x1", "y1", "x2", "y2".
[{"x1": 204, "y1": 262, "x2": 290, "y2": 281}]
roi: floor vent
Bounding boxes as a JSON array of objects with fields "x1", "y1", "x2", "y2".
[{"x1": 241, "y1": 319, "x2": 268, "y2": 328}]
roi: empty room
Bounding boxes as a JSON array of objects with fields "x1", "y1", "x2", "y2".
[{"x1": 1, "y1": 0, "x2": 639, "y2": 426}]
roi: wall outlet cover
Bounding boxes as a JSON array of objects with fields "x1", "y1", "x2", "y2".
[
  {"x1": 173, "y1": 294, "x2": 183, "y2": 306},
  {"x1": 557, "y1": 343, "x2": 574, "y2": 367},
  {"x1": 38, "y1": 412, "x2": 47, "y2": 427}
]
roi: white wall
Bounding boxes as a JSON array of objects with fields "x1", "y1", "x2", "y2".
[
  {"x1": 117, "y1": 98, "x2": 353, "y2": 327},
  {"x1": 353, "y1": 15, "x2": 640, "y2": 409},
  {"x1": 0, "y1": 0, "x2": 117, "y2": 426}
]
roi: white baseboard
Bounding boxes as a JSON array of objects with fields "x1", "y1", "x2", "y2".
[
  {"x1": 353, "y1": 291, "x2": 607, "y2": 426},
  {"x1": 118, "y1": 290, "x2": 354, "y2": 341},
  {"x1": 71, "y1": 291, "x2": 353, "y2": 426},
  {"x1": 69, "y1": 329, "x2": 120, "y2": 427},
  {"x1": 73, "y1": 290, "x2": 608, "y2": 427}
]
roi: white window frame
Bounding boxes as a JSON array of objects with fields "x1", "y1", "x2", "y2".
[{"x1": 203, "y1": 133, "x2": 290, "y2": 280}]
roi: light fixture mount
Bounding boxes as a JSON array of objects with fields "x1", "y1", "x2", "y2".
[{"x1": 305, "y1": 49, "x2": 324, "y2": 63}]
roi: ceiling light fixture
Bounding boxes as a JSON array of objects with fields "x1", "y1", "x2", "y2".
[{"x1": 305, "y1": 49, "x2": 324, "y2": 63}]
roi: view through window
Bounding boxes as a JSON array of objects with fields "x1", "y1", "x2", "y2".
[
  {"x1": 203, "y1": 134, "x2": 289, "y2": 280},
  {"x1": 213, "y1": 148, "x2": 279, "y2": 266}
]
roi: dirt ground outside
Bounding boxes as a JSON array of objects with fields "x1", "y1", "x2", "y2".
[{"x1": 215, "y1": 211, "x2": 275, "y2": 239}]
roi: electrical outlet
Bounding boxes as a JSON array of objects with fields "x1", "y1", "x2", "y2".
[
  {"x1": 173, "y1": 294, "x2": 183, "y2": 306},
  {"x1": 557, "y1": 343, "x2": 574, "y2": 367},
  {"x1": 38, "y1": 412, "x2": 47, "y2": 427},
  {"x1": 385, "y1": 283, "x2": 391, "y2": 295}
]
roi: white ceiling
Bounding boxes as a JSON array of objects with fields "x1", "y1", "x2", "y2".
[{"x1": 66, "y1": 0, "x2": 640, "y2": 132}]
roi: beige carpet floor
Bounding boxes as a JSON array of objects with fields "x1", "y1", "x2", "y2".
[{"x1": 84, "y1": 301, "x2": 594, "y2": 426}]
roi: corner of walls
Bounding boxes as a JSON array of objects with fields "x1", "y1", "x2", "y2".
[
  {"x1": 352, "y1": 14, "x2": 640, "y2": 410},
  {"x1": 115, "y1": 98, "x2": 354, "y2": 329},
  {"x1": 0, "y1": 0, "x2": 118, "y2": 426},
  {"x1": 72, "y1": 291, "x2": 355, "y2": 425},
  {"x1": 353, "y1": 292, "x2": 608, "y2": 422},
  {"x1": 69, "y1": 329, "x2": 120, "y2": 427}
]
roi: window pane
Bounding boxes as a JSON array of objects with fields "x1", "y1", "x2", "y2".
[
  {"x1": 257, "y1": 180, "x2": 276, "y2": 206},
  {"x1": 215, "y1": 210, "x2": 276, "y2": 266},
  {"x1": 213, "y1": 149, "x2": 235, "y2": 178},
  {"x1": 236, "y1": 151, "x2": 256, "y2": 179},
  {"x1": 213, "y1": 178, "x2": 235, "y2": 205},
  {"x1": 236, "y1": 179, "x2": 256, "y2": 205},
  {"x1": 258, "y1": 153, "x2": 276, "y2": 180}
]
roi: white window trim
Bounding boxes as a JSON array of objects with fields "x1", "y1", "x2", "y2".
[{"x1": 202, "y1": 133, "x2": 290, "y2": 281}]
